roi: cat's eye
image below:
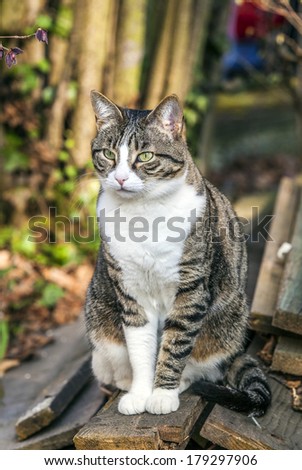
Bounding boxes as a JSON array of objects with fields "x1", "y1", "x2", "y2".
[
  {"x1": 137, "y1": 152, "x2": 154, "y2": 163},
  {"x1": 102, "y1": 148, "x2": 116, "y2": 160}
]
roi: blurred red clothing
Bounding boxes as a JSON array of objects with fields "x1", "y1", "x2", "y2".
[{"x1": 228, "y1": 1, "x2": 284, "y2": 41}]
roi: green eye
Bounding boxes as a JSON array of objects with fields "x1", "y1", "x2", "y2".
[
  {"x1": 103, "y1": 148, "x2": 116, "y2": 160},
  {"x1": 137, "y1": 152, "x2": 154, "y2": 163}
]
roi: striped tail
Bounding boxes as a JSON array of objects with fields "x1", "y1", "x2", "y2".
[{"x1": 192, "y1": 355, "x2": 271, "y2": 417}]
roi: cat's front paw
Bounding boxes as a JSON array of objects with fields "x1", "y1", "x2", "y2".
[
  {"x1": 118, "y1": 392, "x2": 149, "y2": 415},
  {"x1": 146, "y1": 388, "x2": 179, "y2": 414}
]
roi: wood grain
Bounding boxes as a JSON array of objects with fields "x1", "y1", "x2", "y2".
[
  {"x1": 0, "y1": 319, "x2": 90, "y2": 450},
  {"x1": 15, "y1": 354, "x2": 91, "y2": 440},
  {"x1": 271, "y1": 336, "x2": 302, "y2": 375},
  {"x1": 74, "y1": 391, "x2": 207, "y2": 450},
  {"x1": 199, "y1": 336, "x2": 302, "y2": 450},
  {"x1": 15, "y1": 380, "x2": 105, "y2": 450},
  {"x1": 273, "y1": 191, "x2": 302, "y2": 335},
  {"x1": 250, "y1": 177, "x2": 300, "y2": 334}
]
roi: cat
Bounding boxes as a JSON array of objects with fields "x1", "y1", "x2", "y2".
[{"x1": 85, "y1": 90, "x2": 271, "y2": 416}]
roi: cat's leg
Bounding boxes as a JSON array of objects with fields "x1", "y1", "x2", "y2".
[
  {"x1": 92, "y1": 337, "x2": 132, "y2": 391},
  {"x1": 179, "y1": 355, "x2": 226, "y2": 393},
  {"x1": 91, "y1": 338, "x2": 114, "y2": 387},
  {"x1": 118, "y1": 312, "x2": 158, "y2": 415},
  {"x1": 146, "y1": 285, "x2": 208, "y2": 415}
]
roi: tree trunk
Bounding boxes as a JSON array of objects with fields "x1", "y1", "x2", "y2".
[
  {"x1": 144, "y1": 0, "x2": 213, "y2": 107},
  {"x1": 101, "y1": 0, "x2": 120, "y2": 99},
  {"x1": 113, "y1": 0, "x2": 147, "y2": 107},
  {"x1": 196, "y1": 0, "x2": 231, "y2": 175},
  {"x1": 143, "y1": 0, "x2": 177, "y2": 108},
  {"x1": 46, "y1": 0, "x2": 80, "y2": 152},
  {"x1": 71, "y1": 0, "x2": 112, "y2": 168}
]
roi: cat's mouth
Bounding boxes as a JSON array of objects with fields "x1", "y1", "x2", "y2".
[
  {"x1": 116, "y1": 187, "x2": 140, "y2": 197},
  {"x1": 118, "y1": 187, "x2": 134, "y2": 192}
]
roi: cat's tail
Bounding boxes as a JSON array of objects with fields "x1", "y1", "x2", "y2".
[{"x1": 192, "y1": 354, "x2": 271, "y2": 417}]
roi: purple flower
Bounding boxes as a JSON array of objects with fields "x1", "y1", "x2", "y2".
[
  {"x1": 5, "y1": 50, "x2": 17, "y2": 68},
  {"x1": 35, "y1": 28, "x2": 48, "y2": 45},
  {"x1": 11, "y1": 47, "x2": 23, "y2": 55},
  {"x1": 0, "y1": 46, "x2": 4, "y2": 59}
]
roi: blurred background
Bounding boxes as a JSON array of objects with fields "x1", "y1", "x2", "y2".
[{"x1": 0, "y1": 0, "x2": 302, "y2": 369}]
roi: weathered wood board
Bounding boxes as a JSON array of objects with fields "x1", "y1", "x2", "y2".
[
  {"x1": 74, "y1": 391, "x2": 208, "y2": 450},
  {"x1": 0, "y1": 318, "x2": 90, "y2": 450},
  {"x1": 199, "y1": 336, "x2": 302, "y2": 450},
  {"x1": 250, "y1": 177, "x2": 300, "y2": 334},
  {"x1": 16, "y1": 354, "x2": 91, "y2": 440},
  {"x1": 15, "y1": 380, "x2": 105, "y2": 450},
  {"x1": 273, "y1": 191, "x2": 302, "y2": 335},
  {"x1": 271, "y1": 336, "x2": 302, "y2": 376}
]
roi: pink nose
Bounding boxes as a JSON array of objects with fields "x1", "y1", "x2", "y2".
[{"x1": 115, "y1": 176, "x2": 128, "y2": 186}]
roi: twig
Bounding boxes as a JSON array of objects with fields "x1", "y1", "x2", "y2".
[
  {"x1": 0, "y1": 34, "x2": 36, "y2": 39},
  {"x1": 254, "y1": 0, "x2": 302, "y2": 35}
]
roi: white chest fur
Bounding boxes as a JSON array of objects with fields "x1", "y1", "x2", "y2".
[{"x1": 97, "y1": 182, "x2": 206, "y2": 317}]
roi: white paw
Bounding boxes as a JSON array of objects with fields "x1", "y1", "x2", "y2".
[
  {"x1": 146, "y1": 388, "x2": 180, "y2": 415},
  {"x1": 118, "y1": 392, "x2": 149, "y2": 415}
]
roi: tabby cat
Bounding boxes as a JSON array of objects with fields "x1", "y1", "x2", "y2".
[{"x1": 85, "y1": 91, "x2": 271, "y2": 416}]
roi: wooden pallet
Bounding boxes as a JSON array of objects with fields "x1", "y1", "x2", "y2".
[
  {"x1": 250, "y1": 177, "x2": 300, "y2": 335},
  {"x1": 199, "y1": 336, "x2": 302, "y2": 450},
  {"x1": 273, "y1": 190, "x2": 302, "y2": 335},
  {"x1": 249, "y1": 177, "x2": 302, "y2": 377},
  {"x1": 74, "y1": 391, "x2": 208, "y2": 450},
  {"x1": 0, "y1": 319, "x2": 103, "y2": 450},
  {"x1": 271, "y1": 337, "x2": 302, "y2": 376}
]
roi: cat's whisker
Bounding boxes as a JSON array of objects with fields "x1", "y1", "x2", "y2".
[{"x1": 250, "y1": 416, "x2": 262, "y2": 429}]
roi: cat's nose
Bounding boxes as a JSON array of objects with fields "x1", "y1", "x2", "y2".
[{"x1": 115, "y1": 176, "x2": 129, "y2": 187}]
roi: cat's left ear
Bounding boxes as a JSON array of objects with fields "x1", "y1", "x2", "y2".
[{"x1": 147, "y1": 95, "x2": 185, "y2": 139}]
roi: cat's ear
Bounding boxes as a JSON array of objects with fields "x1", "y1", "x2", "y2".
[
  {"x1": 147, "y1": 94, "x2": 184, "y2": 139},
  {"x1": 90, "y1": 90, "x2": 123, "y2": 130}
]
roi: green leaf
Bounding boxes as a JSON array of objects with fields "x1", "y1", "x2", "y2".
[
  {"x1": 53, "y1": 6, "x2": 73, "y2": 38},
  {"x1": 42, "y1": 86, "x2": 55, "y2": 104},
  {"x1": 40, "y1": 283, "x2": 64, "y2": 308},
  {"x1": 36, "y1": 14, "x2": 53, "y2": 30},
  {"x1": 58, "y1": 150, "x2": 69, "y2": 162},
  {"x1": 4, "y1": 150, "x2": 29, "y2": 172},
  {"x1": 0, "y1": 227, "x2": 13, "y2": 249},
  {"x1": 36, "y1": 58, "x2": 51, "y2": 74},
  {"x1": 65, "y1": 164, "x2": 77, "y2": 179},
  {"x1": 12, "y1": 230, "x2": 37, "y2": 257},
  {"x1": 0, "y1": 317, "x2": 9, "y2": 359}
]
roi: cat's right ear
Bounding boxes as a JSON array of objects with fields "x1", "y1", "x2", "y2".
[{"x1": 90, "y1": 90, "x2": 123, "y2": 130}]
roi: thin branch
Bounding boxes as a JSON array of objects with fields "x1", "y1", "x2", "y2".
[
  {"x1": 254, "y1": 0, "x2": 302, "y2": 35},
  {"x1": 0, "y1": 34, "x2": 36, "y2": 39}
]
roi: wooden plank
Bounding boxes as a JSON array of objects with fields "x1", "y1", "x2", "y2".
[
  {"x1": 199, "y1": 335, "x2": 302, "y2": 450},
  {"x1": 0, "y1": 319, "x2": 90, "y2": 450},
  {"x1": 250, "y1": 177, "x2": 300, "y2": 334},
  {"x1": 15, "y1": 380, "x2": 105, "y2": 450},
  {"x1": 74, "y1": 391, "x2": 207, "y2": 450},
  {"x1": 271, "y1": 337, "x2": 302, "y2": 376},
  {"x1": 273, "y1": 191, "x2": 302, "y2": 335},
  {"x1": 15, "y1": 354, "x2": 91, "y2": 440}
]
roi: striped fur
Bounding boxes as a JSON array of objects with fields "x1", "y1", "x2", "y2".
[{"x1": 85, "y1": 91, "x2": 271, "y2": 416}]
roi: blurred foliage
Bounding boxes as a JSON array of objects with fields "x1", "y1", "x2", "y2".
[
  {"x1": 39, "y1": 283, "x2": 64, "y2": 308},
  {"x1": 0, "y1": 1, "x2": 227, "y2": 276},
  {"x1": 0, "y1": 316, "x2": 9, "y2": 359}
]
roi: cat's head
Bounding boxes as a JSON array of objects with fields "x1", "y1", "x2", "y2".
[{"x1": 90, "y1": 91, "x2": 189, "y2": 200}]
